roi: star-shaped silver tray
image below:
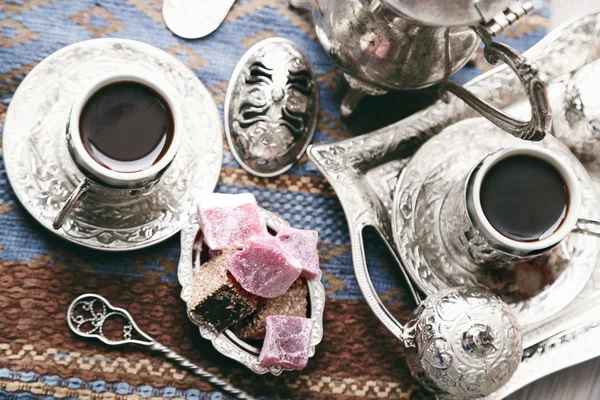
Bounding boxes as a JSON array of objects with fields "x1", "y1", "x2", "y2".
[{"x1": 308, "y1": 12, "x2": 600, "y2": 399}]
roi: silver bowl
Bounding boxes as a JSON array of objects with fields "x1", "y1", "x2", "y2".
[{"x1": 177, "y1": 207, "x2": 325, "y2": 374}]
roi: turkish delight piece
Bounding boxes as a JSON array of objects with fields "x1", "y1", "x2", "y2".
[
  {"x1": 197, "y1": 193, "x2": 266, "y2": 251},
  {"x1": 188, "y1": 249, "x2": 259, "y2": 332},
  {"x1": 258, "y1": 316, "x2": 314, "y2": 370},
  {"x1": 225, "y1": 236, "x2": 302, "y2": 298},
  {"x1": 232, "y1": 279, "x2": 308, "y2": 340},
  {"x1": 276, "y1": 226, "x2": 321, "y2": 279}
]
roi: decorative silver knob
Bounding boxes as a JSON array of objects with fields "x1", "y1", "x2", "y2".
[
  {"x1": 462, "y1": 324, "x2": 497, "y2": 354},
  {"x1": 402, "y1": 286, "x2": 523, "y2": 398}
]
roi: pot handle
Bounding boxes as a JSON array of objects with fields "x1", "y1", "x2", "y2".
[{"x1": 442, "y1": 27, "x2": 552, "y2": 141}]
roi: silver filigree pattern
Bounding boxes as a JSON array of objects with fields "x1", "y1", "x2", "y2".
[
  {"x1": 439, "y1": 172, "x2": 529, "y2": 269},
  {"x1": 178, "y1": 208, "x2": 325, "y2": 375},
  {"x1": 310, "y1": 0, "x2": 549, "y2": 130},
  {"x1": 311, "y1": 0, "x2": 479, "y2": 114},
  {"x1": 68, "y1": 294, "x2": 149, "y2": 345},
  {"x1": 402, "y1": 287, "x2": 523, "y2": 398},
  {"x1": 67, "y1": 294, "x2": 256, "y2": 400},
  {"x1": 483, "y1": 319, "x2": 600, "y2": 400},
  {"x1": 225, "y1": 38, "x2": 318, "y2": 177},
  {"x1": 3, "y1": 39, "x2": 223, "y2": 250},
  {"x1": 382, "y1": 0, "x2": 516, "y2": 27},
  {"x1": 443, "y1": 25, "x2": 552, "y2": 141}
]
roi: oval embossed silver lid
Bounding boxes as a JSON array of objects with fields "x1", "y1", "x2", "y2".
[{"x1": 225, "y1": 38, "x2": 319, "y2": 178}]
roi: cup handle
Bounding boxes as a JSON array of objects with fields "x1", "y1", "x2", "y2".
[
  {"x1": 53, "y1": 179, "x2": 91, "y2": 230},
  {"x1": 442, "y1": 27, "x2": 552, "y2": 142},
  {"x1": 574, "y1": 217, "x2": 600, "y2": 237}
]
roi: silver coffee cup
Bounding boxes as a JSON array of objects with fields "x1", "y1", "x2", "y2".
[
  {"x1": 53, "y1": 68, "x2": 183, "y2": 230},
  {"x1": 440, "y1": 145, "x2": 599, "y2": 269}
]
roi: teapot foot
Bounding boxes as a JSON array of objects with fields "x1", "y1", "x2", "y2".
[
  {"x1": 341, "y1": 74, "x2": 387, "y2": 117},
  {"x1": 288, "y1": 0, "x2": 311, "y2": 10}
]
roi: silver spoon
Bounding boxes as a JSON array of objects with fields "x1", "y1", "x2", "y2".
[
  {"x1": 67, "y1": 293, "x2": 256, "y2": 400},
  {"x1": 162, "y1": 0, "x2": 235, "y2": 39}
]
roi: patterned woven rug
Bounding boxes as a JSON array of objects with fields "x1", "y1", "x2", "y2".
[{"x1": 0, "y1": 0, "x2": 550, "y2": 398}]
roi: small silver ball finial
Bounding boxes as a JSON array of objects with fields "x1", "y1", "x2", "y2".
[{"x1": 463, "y1": 324, "x2": 497, "y2": 354}]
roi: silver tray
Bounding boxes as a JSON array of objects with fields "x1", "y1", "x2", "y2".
[
  {"x1": 177, "y1": 208, "x2": 325, "y2": 375},
  {"x1": 308, "y1": 12, "x2": 600, "y2": 399}
]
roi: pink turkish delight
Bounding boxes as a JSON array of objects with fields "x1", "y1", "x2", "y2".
[
  {"x1": 225, "y1": 236, "x2": 302, "y2": 298},
  {"x1": 197, "y1": 193, "x2": 266, "y2": 251},
  {"x1": 276, "y1": 227, "x2": 321, "y2": 279},
  {"x1": 258, "y1": 316, "x2": 314, "y2": 370}
]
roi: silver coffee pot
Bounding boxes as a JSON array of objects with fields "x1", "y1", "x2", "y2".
[{"x1": 292, "y1": 0, "x2": 551, "y2": 141}]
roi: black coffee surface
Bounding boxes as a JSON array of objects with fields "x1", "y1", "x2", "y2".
[
  {"x1": 479, "y1": 155, "x2": 568, "y2": 241},
  {"x1": 79, "y1": 81, "x2": 174, "y2": 173}
]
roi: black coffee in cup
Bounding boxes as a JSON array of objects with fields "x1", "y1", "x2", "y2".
[
  {"x1": 79, "y1": 81, "x2": 174, "y2": 173},
  {"x1": 479, "y1": 155, "x2": 568, "y2": 242}
]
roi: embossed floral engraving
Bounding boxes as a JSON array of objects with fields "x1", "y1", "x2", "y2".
[
  {"x1": 226, "y1": 38, "x2": 318, "y2": 177},
  {"x1": 403, "y1": 287, "x2": 523, "y2": 398}
]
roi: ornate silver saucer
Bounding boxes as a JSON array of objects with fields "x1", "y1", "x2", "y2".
[
  {"x1": 392, "y1": 119, "x2": 600, "y2": 328},
  {"x1": 177, "y1": 208, "x2": 325, "y2": 375},
  {"x1": 3, "y1": 39, "x2": 223, "y2": 251}
]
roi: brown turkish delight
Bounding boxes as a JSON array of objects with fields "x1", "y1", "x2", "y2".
[
  {"x1": 231, "y1": 279, "x2": 308, "y2": 340},
  {"x1": 188, "y1": 249, "x2": 258, "y2": 332}
]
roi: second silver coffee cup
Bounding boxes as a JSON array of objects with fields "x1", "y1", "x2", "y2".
[{"x1": 440, "y1": 145, "x2": 600, "y2": 269}]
